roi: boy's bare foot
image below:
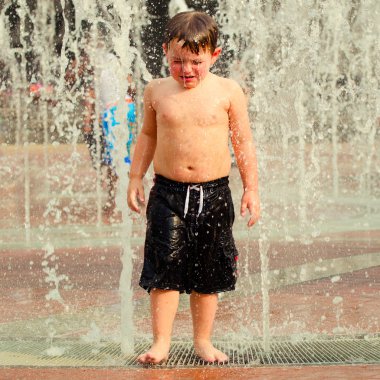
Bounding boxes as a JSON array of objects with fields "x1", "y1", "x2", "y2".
[
  {"x1": 194, "y1": 339, "x2": 228, "y2": 363},
  {"x1": 137, "y1": 341, "x2": 170, "y2": 364}
]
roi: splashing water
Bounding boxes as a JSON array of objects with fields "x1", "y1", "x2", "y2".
[
  {"x1": 217, "y1": 0, "x2": 379, "y2": 345},
  {"x1": 1, "y1": 0, "x2": 150, "y2": 354}
]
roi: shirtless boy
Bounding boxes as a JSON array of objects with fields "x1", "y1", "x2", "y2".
[{"x1": 127, "y1": 11, "x2": 260, "y2": 364}]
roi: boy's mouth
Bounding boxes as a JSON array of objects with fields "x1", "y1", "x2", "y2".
[{"x1": 181, "y1": 76, "x2": 194, "y2": 79}]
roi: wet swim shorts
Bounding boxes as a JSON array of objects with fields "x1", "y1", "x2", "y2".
[{"x1": 139, "y1": 174, "x2": 238, "y2": 294}]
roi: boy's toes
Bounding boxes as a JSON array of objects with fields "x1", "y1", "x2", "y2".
[
  {"x1": 137, "y1": 351, "x2": 168, "y2": 365},
  {"x1": 137, "y1": 353, "x2": 150, "y2": 363},
  {"x1": 138, "y1": 352, "x2": 156, "y2": 364},
  {"x1": 214, "y1": 350, "x2": 228, "y2": 363},
  {"x1": 194, "y1": 340, "x2": 229, "y2": 364},
  {"x1": 202, "y1": 354, "x2": 216, "y2": 363}
]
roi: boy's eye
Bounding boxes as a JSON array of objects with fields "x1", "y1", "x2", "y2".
[{"x1": 193, "y1": 60, "x2": 202, "y2": 65}]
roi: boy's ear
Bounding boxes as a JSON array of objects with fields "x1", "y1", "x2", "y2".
[
  {"x1": 162, "y1": 43, "x2": 168, "y2": 55},
  {"x1": 211, "y1": 47, "x2": 222, "y2": 64}
]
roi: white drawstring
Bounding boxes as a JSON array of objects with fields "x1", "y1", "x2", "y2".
[{"x1": 184, "y1": 184, "x2": 204, "y2": 218}]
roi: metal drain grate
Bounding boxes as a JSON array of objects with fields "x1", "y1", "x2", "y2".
[{"x1": 1, "y1": 336, "x2": 380, "y2": 367}]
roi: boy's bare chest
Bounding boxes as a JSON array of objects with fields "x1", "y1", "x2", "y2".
[{"x1": 155, "y1": 91, "x2": 229, "y2": 128}]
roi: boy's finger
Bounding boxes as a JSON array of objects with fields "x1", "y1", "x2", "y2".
[
  {"x1": 248, "y1": 215, "x2": 256, "y2": 227},
  {"x1": 240, "y1": 200, "x2": 247, "y2": 216},
  {"x1": 129, "y1": 201, "x2": 140, "y2": 213},
  {"x1": 132, "y1": 201, "x2": 141, "y2": 213},
  {"x1": 128, "y1": 191, "x2": 141, "y2": 213},
  {"x1": 138, "y1": 187, "x2": 145, "y2": 203},
  {"x1": 247, "y1": 202, "x2": 258, "y2": 227}
]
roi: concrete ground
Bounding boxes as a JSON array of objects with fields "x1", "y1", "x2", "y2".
[
  {"x1": 1, "y1": 365, "x2": 380, "y2": 380},
  {"x1": 0, "y1": 144, "x2": 379, "y2": 378}
]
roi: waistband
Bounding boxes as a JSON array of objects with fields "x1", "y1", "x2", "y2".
[
  {"x1": 155, "y1": 174, "x2": 229, "y2": 218},
  {"x1": 154, "y1": 174, "x2": 229, "y2": 191}
]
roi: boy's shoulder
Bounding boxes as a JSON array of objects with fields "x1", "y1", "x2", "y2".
[
  {"x1": 144, "y1": 77, "x2": 172, "y2": 96},
  {"x1": 147, "y1": 77, "x2": 172, "y2": 88}
]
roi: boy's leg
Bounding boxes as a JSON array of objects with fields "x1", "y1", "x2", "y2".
[
  {"x1": 190, "y1": 292, "x2": 228, "y2": 363},
  {"x1": 138, "y1": 289, "x2": 179, "y2": 364}
]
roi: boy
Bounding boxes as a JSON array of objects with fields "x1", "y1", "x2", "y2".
[{"x1": 127, "y1": 11, "x2": 259, "y2": 364}]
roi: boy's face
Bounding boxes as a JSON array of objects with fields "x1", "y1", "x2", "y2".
[{"x1": 163, "y1": 39, "x2": 221, "y2": 89}]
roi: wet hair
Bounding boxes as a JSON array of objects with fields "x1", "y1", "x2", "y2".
[{"x1": 164, "y1": 11, "x2": 218, "y2": 54}]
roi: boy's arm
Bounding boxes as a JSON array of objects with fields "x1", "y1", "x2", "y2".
[
  {"x1": 127, "y1": 82, "x2": 157, "y2": 213},
  {"x1": 228, "y1": 80, "x2": 260, "y2": 227}
]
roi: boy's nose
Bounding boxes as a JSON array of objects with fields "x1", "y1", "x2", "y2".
[{"x1": 182, "y1": 61, "x2": 192, "y2": 73}]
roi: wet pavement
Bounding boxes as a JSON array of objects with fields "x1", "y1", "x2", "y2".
[
  {"x1": 0, "y1": 144, "x2": 379, "y2": 377},
  {"x1": 2, "y1": 365, "x2": 380, "y2": 380}
]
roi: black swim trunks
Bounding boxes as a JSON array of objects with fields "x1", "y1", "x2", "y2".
[{"x1": 139, "y1": 174, "x2": 238, "y2": 294}]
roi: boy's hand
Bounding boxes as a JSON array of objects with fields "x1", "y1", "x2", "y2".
[
  {"x1": 240, "y1": 190, "x2": 260, "y2": 227},
  {"x1": 127, "y1": 178, "x2": 145, "y2": 213}
]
